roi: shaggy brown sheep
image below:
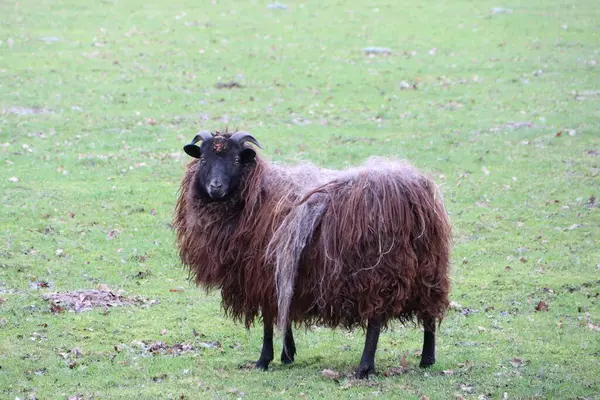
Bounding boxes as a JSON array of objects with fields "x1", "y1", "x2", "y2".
[{"x1": 174, "y1": 130, "x2": 451, "y2": 378}]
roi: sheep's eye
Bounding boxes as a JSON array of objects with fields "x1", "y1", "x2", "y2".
[
  {"x1": 234, "y1": 157, "x2": 240, "y2": 165},
  {"x1": 200, "y1": 157, "x2": 206, "y2": 164}
]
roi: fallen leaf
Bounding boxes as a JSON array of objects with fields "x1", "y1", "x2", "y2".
[
  {"x1": 401, "y1": 352, "x2": 408, "y2": 369},
  {"x1": 585, "y1": 313, "x2": 600, "y2": 332},
  {"x1": 215, "y1": 81, "x2": 242, "y2": 89},
  {"x1": 450, "y1": 301, "x2": 463, "y2": 310},
  {"x1": 460, "y1": 384, "x2": 474, "y2": 393},
  {"x1": 106, "y1": 229, "x2": 120, "y2": 240},
  {"x1": 321, "y1": 369, "x2": 341, "y2": 380},
  {"x1": 535, "y1": 301, "x2": 549, "y2": 312},
  {"x1": 169, "y1": 288, "x2": 184, "y2": 293},
  {"x1": 8, "y1": 176, "x2": 19, "y2": 183},
  {"x1": 510, "y1": 357, "x2": 525, "y2": 368},
  {"x1": 96, "y1": 283, "x2": 111, "y2": 292},
  {"x1": 152, "y1": 373, "x2": 168, "y2": 382},
  {"x1": 443, "y1": 369, "x2": 454, "y2": 376},
  {"x1": 199, "y1": 341, "x2": 220, "y2": 349},
  {"x1": 30, "y1": 281, "x2": 50, "y2": 289}
]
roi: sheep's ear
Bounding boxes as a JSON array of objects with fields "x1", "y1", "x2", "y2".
[
  {"x1": 240, "y1": 148, "x2": 256, "y2": 164},
  {"x1": 183, "y1": 144, "x2": 202, "y2": 158}
]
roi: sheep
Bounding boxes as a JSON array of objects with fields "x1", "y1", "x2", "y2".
[{"x1": 174, "y1": 130, "x2": 451, "y2": 378}]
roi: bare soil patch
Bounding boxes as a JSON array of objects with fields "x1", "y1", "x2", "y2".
[{"x1": 43, "y1": 289, "x2": 157, "y2": 313}]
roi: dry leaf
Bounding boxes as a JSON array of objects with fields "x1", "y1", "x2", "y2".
[
  {"x1": 97, "y1": 283, "x2": 111, "y2": 292},
  {"x1": 321, "y1": 369, "x2": 341, "y2": 380},
  {"x1": 401, "y1": 352, "x2": 408, "y2": 369},
  {"x1": 450, "y1": 301, "x2": 463, "y2": 310},
  {"x1": 460, "y1": 384, "x2": 474, "y2": 393},
  {"x1": 510, "y1": 357, "x2": 525, "y2": 368},
  {"x1": 585, "y1": 312, "x2": 600, "y2": 332},
  {"x1": 535, "y1": 301, "x2": 549, "y2": 312}
]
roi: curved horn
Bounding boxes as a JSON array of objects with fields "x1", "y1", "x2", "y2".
[
  {"x1": 183, "y1": 130, "x2": 213, "y2": 158},
  {"x1": 230, "y1": 131, "x2": 263, "y2": 149},
  {"x1": 189, "y1": 130, "x2": 213, "y2": 145}
]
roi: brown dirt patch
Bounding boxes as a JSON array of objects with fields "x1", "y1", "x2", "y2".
[{"x1": 43, "y1": 289, "x2": 158, "y2": 313}]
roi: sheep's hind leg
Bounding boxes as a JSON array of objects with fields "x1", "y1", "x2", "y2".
[
  {"x1": 419, "y1": 317, "x2": 436, "y2": 368},
  {"x1": 280, "y1": 324, "x2": 296, "y2": 364},
  {"x1": 355, "y1": 316, "x2": 382, "y2": 379},
  {"x1": 256, "y1": 317, "x2": 274, "y2": 370}
]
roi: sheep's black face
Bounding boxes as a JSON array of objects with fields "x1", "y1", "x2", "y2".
[{"x1": 184, "y1": 134, "x2": 257, "y2": 202}]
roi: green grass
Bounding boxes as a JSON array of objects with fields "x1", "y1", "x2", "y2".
[{"x1": 1, "y1": 0, "x2": 599, "y2": 398}]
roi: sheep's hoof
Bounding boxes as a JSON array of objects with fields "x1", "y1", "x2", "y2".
[
  {"x1": 355, "y1": 364, "x2": 375, "y2": 379},
  {"x1": 281, "y1": 354, "x2": 294, "y2": 365},
  {"x1": 281, "y1": 349, "x2": 295, "y2": 365},
  {"x1": 255, "y1": 358, "x2": 271, "y2": 371},
  {"x1": 419, "y1": 357, "x2": 435, "y2": 368}
]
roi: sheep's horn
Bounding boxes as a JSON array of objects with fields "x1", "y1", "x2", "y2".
[
  {"x1": 189, "y1": 130, "x2": 213, "y2": 145},
  {"x1": 183, "y1": 130, "x2": 213, "y2": 158},
  {"x1": 230, "y1": 131, "x2": 263, "y2": 149}
]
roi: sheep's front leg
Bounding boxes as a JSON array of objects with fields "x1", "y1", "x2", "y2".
[
  {"x1": 280, "y1": 324, "x2": 296, "y2": 364},
  {"x1": 355, "y1": 316, "x2": 381, "y2": 379},
  {"x1": 419, "y1": 317, "x2": 436, "y2": 368},
  {"x1": 256, "y1": 317, "x2": 274, "y2": 370}
]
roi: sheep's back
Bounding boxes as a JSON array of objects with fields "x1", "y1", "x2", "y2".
[{"x1": 283, "y1": 158, "x2": 451, "y2": 328}]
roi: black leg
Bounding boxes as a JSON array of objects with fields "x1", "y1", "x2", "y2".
[
  {"x1": 280, "y1": 324, "x2": 296, "y2": 364},
  {"x1": 256, "y1": 316, "x2": 274, "y2": 370},
  {"x1": 419, "y1": 317, "x2": 436, "y2": 368},
  {"x1": 355, "y1": 316, "x2": 382, "y2": 379}
]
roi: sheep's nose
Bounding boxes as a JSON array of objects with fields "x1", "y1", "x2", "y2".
[{"x1": 209, "y1": 181, "x2": 223, "y2": 190}]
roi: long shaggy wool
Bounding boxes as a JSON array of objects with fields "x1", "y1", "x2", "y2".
[{"x1": 174, "y1": 155, "x2": 451, "y2": 329}]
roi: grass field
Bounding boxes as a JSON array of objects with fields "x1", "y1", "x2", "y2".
[{"x1": 1, "y1": 0, "x2": 599, "y2": 398}]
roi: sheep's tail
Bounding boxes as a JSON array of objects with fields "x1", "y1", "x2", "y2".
[{"x1": 268, "y1": 193, "x2": 329, "y2": 328}]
